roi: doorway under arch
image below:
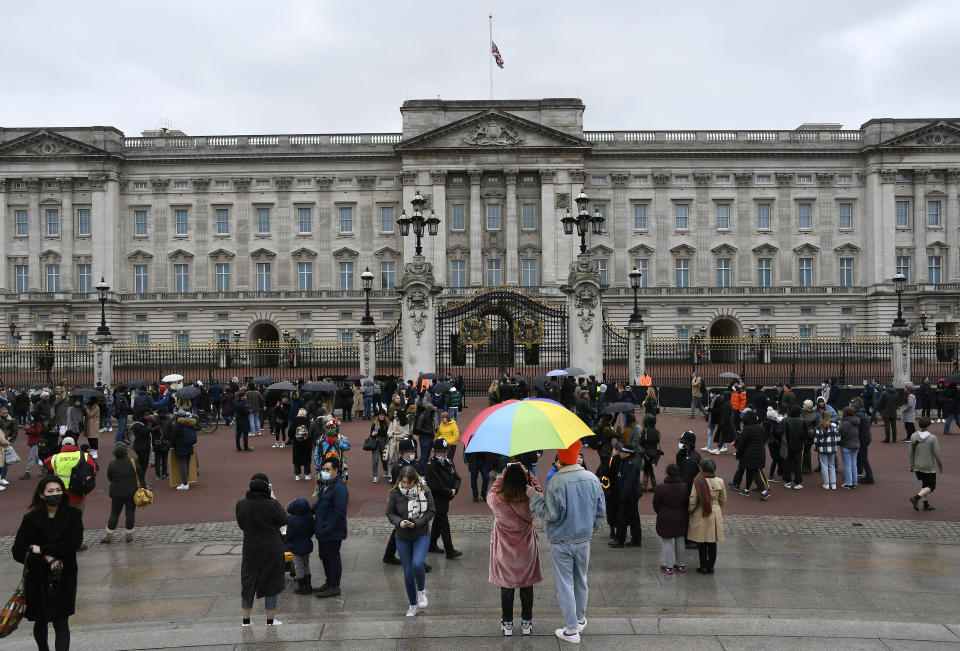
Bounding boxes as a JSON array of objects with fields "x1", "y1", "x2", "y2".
[
  {"x1": 709, "y1": 318, "x2": 741, "y2": 363},
  {"x1": 248, "y1": 322, "x2": 279, "y2": 370},
  {"x1": 249, "y1": 322, "x2": 279, "y2": 344}
]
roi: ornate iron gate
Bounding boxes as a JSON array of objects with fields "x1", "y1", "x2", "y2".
[
  {"x1": 436, "y1": 288, "x2": 568, "y2": 392},
  {"x1": 375, "y1": 317, "x2": 403, "y2": 378},
  {"x1": 601, "y1": 311, "x2": 628, "y2": 382}
]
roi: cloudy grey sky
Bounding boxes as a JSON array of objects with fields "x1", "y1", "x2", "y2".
[{"x1": 3, "y1": 0, "x2": 959, "y2": 136}]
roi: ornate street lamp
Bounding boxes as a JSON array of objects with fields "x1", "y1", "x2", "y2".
[
  {"x1": 562, "y1": 189, "x2": 605, "y2": 255},
  {"x1": 95, "y1": 277, "x2": 111, "y2": 336},
  {"x1": 8, "y1": 321, "x2": 18, "y2": 343},
  {"x1": 919, "y1": 312, "x2": 929, "y2": 332},
  {"x1": 397, "y1": 190, "x2": 441, "y2": 257},
  {"x1": 360, "y1": 266, "x2": 375, "y2": 326},
  {"x1": 892, "y1": 272, "x2": 907, "y2": 328},
  {"x1": 628, "y1": 265, "x2": 644, "y2": 327},
  {"x1": 61, "y1": 321, "x2": 70, "y2": 340},
  {"x1": 232, "y1": 329, "x2": 242, "y2": 343}
]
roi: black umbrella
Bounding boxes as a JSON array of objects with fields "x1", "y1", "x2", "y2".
[
  {"x1": 29, "y1": 382, "x2": 52, "y2": 390},
  {"x1": 175, "y1": 385, "x2": 201, "y2": 400},
  {"x1": 419, "y1": 372, "x2": 442, "y2": 380},
  {"x1": 266, "y1": 381, "x2": 298, "y2": 393},
  {"x1": 252, "y1": 375, "x2": 272, "y2": 385},
  {"x1": 429, "y1": 381, "x2": 454, "y2": 394},
  {"x1": 70, "y1": 388, "x2": 103, "y2": 400},
  {"x1": 302, "y1": 380, "x2": 337, "y2": 393},
  {"x1": 126, "y1": 379, "x2": 151, "y2": 389},
  {"x1": 345, "y1": 373, "x2": 365, "y2": 381},
  {"x1": 946, "y1": 374, "x2": 960, "y2": 385},
  {"x1": 602, "y1": 401, "x2": 637, "y2": 414},
  {"x1": 563, "y1": 367, "x2": 586, "y2": 377}
]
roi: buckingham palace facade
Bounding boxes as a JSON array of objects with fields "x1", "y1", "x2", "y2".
[{"x1": 2, "y1": 97, "x2": 960, "y2": 346}]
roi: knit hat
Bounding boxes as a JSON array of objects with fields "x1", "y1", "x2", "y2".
[
  {"x1": 61, "y1": 436, "x2": 76, "y2": 447},
  {"x1": 432, "y1": 438, "x2": 449, "y2": 451},
  {"x1": 679, "y1": 431, "x2": 696, "y2": 446},
  {"x1": 399, "y1": 438, "x2": 416, "y2": 454},
  {"x1": 557, "y1": 440, "x2": 582, "y2": 465}
]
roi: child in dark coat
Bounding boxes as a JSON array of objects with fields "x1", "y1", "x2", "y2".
[
  {"x1": 286, "y1": 497, "x2": 315, "y2": 594},
  {"x1": 652, "y1": 463, "x2": 689, "y2": 574}
]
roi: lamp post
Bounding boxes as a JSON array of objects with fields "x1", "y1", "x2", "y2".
[
  {"x1": 360, "y1": 266, "x2": 375, "y2": 327},
  {"x1": 61, "y1": 321, "x2": 70, "y2": 341},
  {"x1": 628, "y1": 265, "x2": 643, "y2": 327},
  {"x1": 232, "y1": 329, "x2": 242, "y2": 344},
  {"x1": 892, "y1": 272, "x2": 907, "y2": 329},
  {"x1": 95, "y1": 277, "x2": 111, "y2": 336},
  {"x1": 561, "y1": 189, "x2": 605, "y2": 254},
  {"x1": 397, "y1": 190, "x2": 441, "y2": 258},
  {"x1": 8, "y1": 321, "x2": 18, "y2": 344},
  {"x1": 919, "y1": 312, "x2": 928, "y2": 332}
]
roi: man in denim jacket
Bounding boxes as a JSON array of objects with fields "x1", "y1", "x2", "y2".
[{"x1": 527, "y1": 440, "x2": 605, "y2": 644}]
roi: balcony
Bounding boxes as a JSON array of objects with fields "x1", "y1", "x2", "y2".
[{"x1": 122, "y1": 133, "x2": 403, "y2": 158}]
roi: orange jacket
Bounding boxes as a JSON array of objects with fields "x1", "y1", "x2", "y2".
[
  {"x1": 730, "y1": 390, "x2": 747, "y2": 411},
  {"x1": 638, "y1": 375, "x2": 652, "y2": 387}
]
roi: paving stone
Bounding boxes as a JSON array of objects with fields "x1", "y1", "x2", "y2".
[
  {"x1": 579, "y1": 634, "x2": 723, "y2": 650},
  {"x1": 715, "y1": 636, "x2": 888, "y2": 650},
  {"x1": 197, "y1": 543, "x2": 235, "y2": 555}
]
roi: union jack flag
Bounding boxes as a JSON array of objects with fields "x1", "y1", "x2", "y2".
[{"x1": 491, "y1": 41, "x2": 504, "y2": 69}]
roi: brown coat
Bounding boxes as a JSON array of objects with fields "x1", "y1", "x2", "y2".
[{"x1": 686, "y1": 476, "x2": 726, "y2": 543}]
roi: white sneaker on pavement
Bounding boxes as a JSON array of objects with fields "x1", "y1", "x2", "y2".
[
  {"x1": 0, "y1": 479, "x2": 9, "y2": 486},
  {"x1": 577, "y1": 618, "x2": 587, "y2": 632},
  {"x1": 556, "y1": 628, "x2": 581, "y2": 644},
  {"x1": 521, "y1": 620, "x2": 532, "y2": 635},
  {"x1": 417, "y1": 590, "x2": 428, "y2": 608},
  {"x1": 406, "y1": 605, "x2": 418, "y2": 617},
  {"x1": 266, "y1": 619, "x2": 282, "y2": 626}
]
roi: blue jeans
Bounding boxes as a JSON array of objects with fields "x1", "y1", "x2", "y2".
[
  {"x1": 395, "y1": 534, "x2": 429, "y2": 605},
  {"x1": 447, "y1": 406, "x2": 459, "y2": 423},
  {"x1": 818, "y1": 451, "x2": 837, "y2": 486},
  {"x1": 840, "y1": 447, "x2": 858, "y2": 487},
  {"x1": 114, "y1": 416, "x2": 127, "y2": 443},
  {"x1": 363, "y1": 396, "x2": 373, "y2": 419},
  {"x1": 248, "y1": 411, "x2": 261, "y2": 435},
  {"x1": 706, "y1": 424, "x2": 717, "y2": 449},
  {"x1": 550, "y1": 541, "x2": 591, "y2": 633},
  {"x1": 944, "y1": 413, "x2": 960, "y2": 433}
]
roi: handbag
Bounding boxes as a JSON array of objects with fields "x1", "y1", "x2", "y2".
[
  {"x1": 3, "y1": 446, "x2": 20, "y2": 465},
  {"x1": 131, "y1": 459, "x2": 154, "y2": 507},
  {"x1": 0, "y1": 552, "x2": 28, "y2": 638},
  {"x1": 362, "y1": 435, "x2": 378, "y2": 452}
]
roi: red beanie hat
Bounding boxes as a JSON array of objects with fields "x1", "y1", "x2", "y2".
[{"x1": 557, "y1": 440, "x2": 582, "y2": 465}]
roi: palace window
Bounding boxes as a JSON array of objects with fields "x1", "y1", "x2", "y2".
[
  {"x1": 45, "y1": 264, "x2": 60, "y2": 292},
  {"x1": 450, "y1": 260, "x2": 466, "y2": 287},
  {"x1": 716, "y1": 258, "x2": 731, "y2": 287},
  {"x1": 839, "y1": 257, "x2": 854, "y2": 286},
  {"x1": 297, "y1": 262, "x2": 313, "y2": 290},
  {"x1": 133, "y1": 210, "x2": 147, "y2": 236},
  {"x1": 379, "y1": 206, "x2": 393, "y2": 233},
  {"x1": 134, "y1": 265, "x2": 148, "y2": 293},
  {"x1": 215, "y1": 263, "x2": 230, "y2": 292},
  {"x1": 633, "y1": 204, "x2": 647, "y2": 231},
  {"x1": 928, "y1": 200, "x2": 941, "y2": 227},
  {"x1": 380, "y1": 261, "x2": 396, "y2": 290},
  {"x1": 675, "y1": 259, "x2": 690, "y2": 288},
  {"x1": 928, "y1": 256, "x2": 942, "y2": 284},
  {"x1": 596, "y1": 259, "x2": 608, "y2": 285},
  {"x1": 486, "y1": 204, "x2": 501, "y2": 230},
  {"x1": 339, "y1": 206, "x2": 353, "y2": 233},
  {"x1": 215, "y1": 208, "x2": 229, "y2": 234},
  {"x1": 77, "y1": 208, "x2": 91, "y2": 236},
  {"x1": 521, "y1": 203, "x2": 536, "y2": 230},
  {"x1": 174, "y1": 209, "x2": 188, "y2": 235},
  {"x1": 896, "y1": 256, "x2": 910, "y2": 284},
  {"x1": 757, "y1": 258, "x2": 772, "y2": 286},
  {"x1": 798, "y1": 258, "x2": 812, "y2": 287},
  {"x1": 633, "y1": 258, "x2": 648, "y2": 288},
  {"x1": 798, "y1": 203, "x2": 812, "y2": 230},
  {"x1": 77, "y1": 264, "x2": 91, "y2": 293},
  {"x1": 46, "y1": 208, "x2": 61, "y2": 236},
  {"x1": 521, "y1": 259, "x2": 538, "y2": 287},
  {"x1": 257, "y1": 263, "x2": 272, "y2": 291},
  {"x1": 486, "y1": 259, "x2": 502, "y2": 286},
  {"x1": 716, "y1": 203, "x2": 730, "y2": 230},
  {"x1": 757, "y1": 203, "x2": 771, "y2": 230},
  {"x1": 896, "y1": 200, "x2": 910, "y2": 228},
  {"x1": 15, "y1": 210, "x2": 27, "y2": 236},
  {"x1": 174, "y1": 264, "x2": 189, "y2": 292},
  {"x1": 298, "y1": 207, "x2": 312, "y2": 234},
  {"x1": 838, "y1": 202, "x2": 853, "y2": 230},
  {"x1": 338, "y1": 261, "x2": 353, "y2": 291},
  {"x1": 450, "y1": 204, "x2": 465, "y2": 231},
  {"x1": 675, "y1": 203, "x2": 689, "y2": 230},
  {"x1": 257, "y1": 207, "x2": 271, "y2": 234}
]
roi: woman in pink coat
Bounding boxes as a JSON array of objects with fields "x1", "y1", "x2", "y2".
[{"x1": 487, "y1": 462, "x2": 542, "y2": 637}]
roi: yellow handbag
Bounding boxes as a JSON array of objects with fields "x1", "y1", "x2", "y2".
[{"x1": 132, "y1": 459, "x2": 154, "y2": 507}]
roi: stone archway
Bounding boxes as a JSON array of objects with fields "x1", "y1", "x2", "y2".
[
  {"x1": 708, "y1": 318, "x2": 741, "y2": 363},
  {"x1": 248, "y1": 322, "x2": 279, "y2": 370},
  {"x1": 249, "y1": 322, "x2": 279, "y2": 344}
]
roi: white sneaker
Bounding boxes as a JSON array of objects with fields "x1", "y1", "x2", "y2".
[
  {"x1": 108, "y1": 427, "x2": 113, "y2": 432},
  {"x1": 241, "y1": 620, "x2": 251, "y2": 627},
  {"x1": 266, "y1": 619, "x2": 282, "y2": 626},
  {"x1": 98, "y1": 427, "x2": 105, "y2": 433},
  {"x1": 784, "y1": 482, "x2": 793, "y2": 488},
  {"x1": 831, "y1": 484, "x2": 837, "y2": 490},
  {"x1": 279, "y1": 443, "x2": 285, "y2": 448},
  {"x1": 0, "y1": 485, "x2": 6, "y2": 491},
  {"x1": 0, "y1": 479, "x2": 9, "y2": 486},
  {"x1": 521, "y1": 620, "x2": 532, "y2": 635},
  {"x1": 176, "y1": 483, "x2": 190, "y2": 491},
  {"x1": 556, "y1": 628, "x2": 581, "y2": 644},
  {"x1": 417, "y1": 589, "x2": 428, "y2": 608},
  {"x1": 406, "y1": 605, "x2": 418, "y2": 617},
  {"x1": 719, "y1": 446, "x2": 728, "y2": 453},
  {"x1": 822, "y1": 483, "x2": 829, "y2": 490},
  {"x1": 708, "y1": 448, "x2": 720, "y2": 455},
  {"x1": 794, "y1": 484, "x2": 803, "y2": 490},
  {"x1": 502, "y1": 621, "x2": 513, "y2": 636},
  {"x1": 700, "y1": 445, "x2": 711, "y2": 452},
  {"x1": 577, "y1": 618, "x2": 587, "y2": 632},
  {"x1": 271, "y1": 443, "x2": 279, "y2": 448},
  {"x1": 90, "y1": 450, "x2": 98, "y2": 459}
]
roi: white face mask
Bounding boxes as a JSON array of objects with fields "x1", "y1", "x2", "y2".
[
  {"x1": 405, "y1": 454, "x2": 416, "y2": 462},
  {"x1": 678, "y1": 441, "x2": 685, "y2": 451}
]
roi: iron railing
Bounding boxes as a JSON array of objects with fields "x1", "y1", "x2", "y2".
[
  {"x1": 375, "y1": 318, "x2": 403, "y2": 378},
  {"x1": 0, "y1": 344, "x2": 94, "y2": 388},
  {"x1": 601, "y1": 312, "x2": 629, "y2": 381}
]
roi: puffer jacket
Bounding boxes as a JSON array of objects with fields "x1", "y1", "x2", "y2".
[
  {"x1": 285, "y1": 497, "x2": 314, "y2": 555},
  {"x1": 528, "y1": 464, "x2": 606, "y2": 545},
  {"x1": 838, "y1": 414, "x2": 860, "y2": 450}
]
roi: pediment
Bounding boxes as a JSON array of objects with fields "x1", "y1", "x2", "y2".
[
  {"x1": 395, "y1": 109, "x2": 592, "y2": 152},
  {"x1": 332, "y1": 247, "x2": 358, "y2": 258},
  {"x1": 446, "y1": 245, "x2": 470, "y2": 258},
  {"x1": 518, "y1": 243, "x2": 542, "y2": 255},
  {"x1": 628, "y1": 244, "x2": 655, "y2": 255},
  {"x1": 208, "y1": 248, "x2": 235, "y2": 260},
  {"x1": 0, "y1": 129, "x2": 112, "y2": 159},
  {"x1": 752, "y1": 243, "x2": 779, "y2": 255},
  {"x1": 126, "y1": 249, "x2": 153, "y2": 260},
  {"x1": 711, "y1": 243, "x2": 738, "y2": 255},
  {"x1": 793, "y1": 243, "x2": 820, "y2": 254},
  {"x1": 374, "y1": 246, "x2": 401, "y2": 258},
  {"x1": 39, "y1": 249, "x2": 61, "y2": 260},
  {"x1": 833, "y1": 243, "x2": 861, "y2": 254},
  {"x1": 291, "y1": 247, "x2": 317, "y2": 258},
  {"x1": 167, "y1": 248, "x2": 193, "y2": 260},
  {"x1": 588, "y1": 244, "x2": 613, "y2": 256},
  {"x1": 670, "y1": 244, "x2": 696, "y2": 255},
  {"x1": 250, "y1": 248, "x2": 276, "y2": 258},
  {"x1": 482, "y1": 244, "x2": 506, "y2": 256},
  {"x1": 925, "y1": 240, "x2": 948, "y2": 252},
  {"x1": 878, "y1": 120, "x2": 960, "y2": 149}
]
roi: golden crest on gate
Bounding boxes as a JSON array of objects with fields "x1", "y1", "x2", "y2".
[
  {"x1": 459, "y1": 317, "x2": 490, "y2": 350},
  {"x1": 513, "y1": 315, "x2": 543, "y2": 350}
]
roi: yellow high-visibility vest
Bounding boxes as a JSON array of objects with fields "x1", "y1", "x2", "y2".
[{"x1": 51, "y1": 450, "x2": 82, "y2": 488}]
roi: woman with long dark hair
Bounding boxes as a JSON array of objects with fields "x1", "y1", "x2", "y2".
[
  {"x1": 12, "y1": 475, "x2": 84, "y2": 650},
  {"x1": 487, "y1": 462, "x2": 542, "y2": 636},
  {"x1": 386, "y1": 465, "x2": 435, "y2": 616},
  {"x1": 687, "y1": 457, "x2": 726, "y2": 574}
]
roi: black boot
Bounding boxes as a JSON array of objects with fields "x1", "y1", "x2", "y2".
[
  {"x1": 303, "y1": 574, "x2": 313, "y2": 593},
  {"x1": 294, "y1": 577, "x2": 308, "y2": 594}
]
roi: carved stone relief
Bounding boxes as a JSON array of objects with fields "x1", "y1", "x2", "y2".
[
  {"x1": 575, "y1": 285, "x2": 598, "y2": 342},
  {"x1": 461, "y1": 121, "x2": 525, "y2": 146},
  {"x1": 555, "y1": 192, "x2": 570, "y2": 210}
]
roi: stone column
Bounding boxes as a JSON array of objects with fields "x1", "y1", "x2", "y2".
[
  {"x1": 775, "y1": 173, "x2": 794, "y2": 285},
  {"x1": 150, "y1": 177, "x2": 170, "y2": 289},
  {"x1": 274, "y1": 177, "x2": 293, "y2": 288},
  {"x1": 357, "y1": 325, "x2": 378, "y2": 381},
  {"x1": 947, "y1": 169, "x2": 960, "y2": 281},
  {"x1": 430, "y1": 171, "x2": 448, "y2": 286},
  {"x1": 734, "y1": 173, "x2": 753, "y2": 285},
  {"x1": 0, "y1": 179, "x2": 7, "y2": 291},
  {"x1": 539, "y1": 169, "x2": 558, "y2": 287},
  {"x1": 26, "y1": 178, "x2": 41, "y2": 290},
  {"x1": 398, "y1": 257, "x2": 442, "y2": 378},
  {"x1": 58, "y1": 177, "x2": 75, "y2": 292},
  {"x1": 612, "y1": 173, "x2": 631, "y2": 285},
  {"x1": 561, "y1": 255, "x2": 604, "y2": 378},
  {"x1": 358, "y1": 175, "x2": 378, "y2": 281},
  {"x1": 504, "y1": 168, "x2": 519, "y2": 284},
  {"x1": 314, "y1": 176, "x2": 334, "y2": 288},
  {"x1": 468, "y1": 170, "x2": 483, "y2": 287},
  {"x1": 890, "y1": 325, "x2": 912, "y2": 388},
  {"x1": 912, "y1": 169, "x2": 928, "y2": 280},
  {"x1": 625, "y1": 322, "x2": 646, "y2": 386},
  {"x1": 92, "y1": 334, "x2": 116, "y2": 388}
]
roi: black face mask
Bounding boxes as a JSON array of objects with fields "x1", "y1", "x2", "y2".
[{"x1": 43, "y1": 494, "x2": 64, "y2": 507}]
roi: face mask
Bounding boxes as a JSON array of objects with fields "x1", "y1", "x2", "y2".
[
  {"x1": 405, "y1": 454, "x2": 416, "y2": 462},
  {"x1": 43, "y1": 494, "x2": 63, "y2": 507},
  {"x1": 320, "y1": 471, "x2": 332, "y2": 482},
  {"x1": 678, "y1": 442, "x2": 685, "y2": 451}
]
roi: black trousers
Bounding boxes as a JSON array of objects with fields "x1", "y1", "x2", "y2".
[
  {"x1": 767, "y1": 442, "x2": 784, "y2": 478},
  {"x1": 744, "y1": 468, "x2": 768, "y2": 492},
  {"x1": 34, "y1": 617, "x2": 70, "y2": 651},
  {"x1": 784, "y1": 450, "x2": 803, "y2": 484},
  {"x1": 317, "y1": 539, "x2": 342, "y2": 587},
  {"x1": 501, "y1": 586, "x2": 533, "y2": 623},
  {"x1": 235, "y1": 430, "x2": 249, "y2": 450},
  {"x1": 430, "y1": 497, "x2": 454, "y2": 551},
  {"x1": 384, "y1": 530, "x2": 397, "y2": 561},
  {"x1": 732, "y1": 461, "x2": 745, "y2": 486},
  {"x1": 801, "y1": 442, "x2": 813, "y2": 473},
  {"x1": 107, "y1": 496, "x2": 136, "y2": 530},
  {"x1": 857, "y1": 442, "x2": 874, "y2": 482},
  {"x1": 615, "y1": 498, "x2": 641, "y2": 543},
  {"x1": 294, "y1": 462, "x2": 310, "y2": 475},
  {"x1": 697, "y1": 542, "x2": 718, "y2": 570},
  {"x1": 154, "y1": 449, "x2": 168, "y2": 478},
  {"x1": 135, "y1": 449, "x2": 150, "y2": 486}
]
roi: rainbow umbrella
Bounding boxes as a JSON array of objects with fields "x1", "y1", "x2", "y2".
[{"x1": 462, "y1": 398, "x2": 592, "y2": 456}]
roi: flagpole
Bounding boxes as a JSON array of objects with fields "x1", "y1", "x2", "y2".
[{"x1": 489, "y1": 14, "x2": 493, "y2": 100}]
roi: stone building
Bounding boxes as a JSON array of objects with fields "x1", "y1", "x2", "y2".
[{"x1": 1, "y1": 98, "x2": 959, "y2": 346}]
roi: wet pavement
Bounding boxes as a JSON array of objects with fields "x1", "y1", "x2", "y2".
[{"x1": 1, "y1": 526, "x2": 959, "y2": 649}]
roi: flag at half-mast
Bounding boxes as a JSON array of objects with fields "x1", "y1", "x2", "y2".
[{"x1": 491, "y1": 41, "x2": 504, "y2": 69}]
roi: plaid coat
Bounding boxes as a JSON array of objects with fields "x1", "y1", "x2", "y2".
[{"x1": 814, "y1": 423, "x2": 839, "y2": 455}]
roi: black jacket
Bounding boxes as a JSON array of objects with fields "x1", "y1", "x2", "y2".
[
  {"x1": 425, "y1": 455, "x2": 462, "y2": 500},
  {"x1": 413, "y1": 410, "x2": 434, "y2": 437},
  {"x1": 107, "y1": 457, "x2": 140, "y2": 499},
  {"x1": 12, "y1": 505, "x2": 84, "y2": 621},
  {"x1": 617, "y1": 454, "x2": 642, "y2": 501},
  {"x1": 877, "y1": 388, "x2": 900, "y2": 418},
  {"x1": 236, "y1": 491, "x2": 288, "y2": 598},
  {"x1": 737, "y1": 421, "x2": 767, "y2": 470},
  {"x1": 855, "y1": 407, "x2": 872, "y2": 445},
  {"x1": 676, "y1": 448, "x2": 702, "y2": 489},
  {"x1": 783, "y1": 416, "x2": 806, "y2": 452}
]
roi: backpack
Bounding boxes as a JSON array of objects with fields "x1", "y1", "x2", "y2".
[
  {"x1": 69, "y1": 453, "x2": 96, "y2": 496},
  {"x1": 294, "y1": 424, "x2": 309, "y2": 441}
]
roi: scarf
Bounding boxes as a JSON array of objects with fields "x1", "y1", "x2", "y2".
[
  {"x1": 400, "y1": 483, "x2": 427, "y2": 519},
  {"x1": 693, "y1": 471, "x2": 714, "y2": 516}
]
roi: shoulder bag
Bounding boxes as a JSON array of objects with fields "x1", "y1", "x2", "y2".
[
  {"x1": 0, "y1": 553, "x2": 28, "y2": 637},
  {"x1": 132, "y1": 459, "x2": 154, "y2": 507}
]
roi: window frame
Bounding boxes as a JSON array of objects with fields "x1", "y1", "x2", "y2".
[
  {"x1": 449, "y1": 203, "x2": 466, "y2": 231},
  {"x1": 297, "y1": 261, "x2": 313, "y2": 291},
  {"x1": 716, "y1": 257, "x2": 731, "y2": 287},
  {"x1": 486, "y1": 203, "x2": 501, "y2": 231},
  {"x1": 76, "y1": 208, "x2": 91, "y2": 236},
  {"x1": 485, "y1": 258, "x2": 502, "y2": 286},
  {"x1": 215, "y1": 263, "x2": 231, "y2": 292},
  {"x1": 338, "y1": 205, "x2": 354, "y2": 234},
  {"x1": 298, "y1": 206, "x2": 313, "y2": 234},
  {"x1": 520, "y1": 203, "x2": 537, "y2": 231},
  {"x1": 257, "y1": 262, "x2": 272, "y2": 292},
  {"x1": 133, "y1": 209, "x2": 147, "y2": 236},
  {"x1": 633, "y1": 203, "x2": 648, "y2": 231},
  {"x1": 756, "y1": 257, "x2": 772, "y2": 287},
  {"x1": 380, "y1": 261, "x2": 396, "y2": 291},
  {"x1": 674, "y1": 203, "x2": 690, "y2": 230}
]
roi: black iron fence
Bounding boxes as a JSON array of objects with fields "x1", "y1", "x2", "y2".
[
  {"x1": 375, "y1": 318, "x2": 403, "y2": 379},
  {"x1": 601, "y1": 313, "x2": 629, "y2": 380},
  {"x1": 112, "y1": 341, "x2": 360, "y2": 385},
  {"x1": 910, "y1": 334, "x2": 960, "y2": 382},
  {"x1": 0, "y1": 344, "x2": 94, "y2": 388}
]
